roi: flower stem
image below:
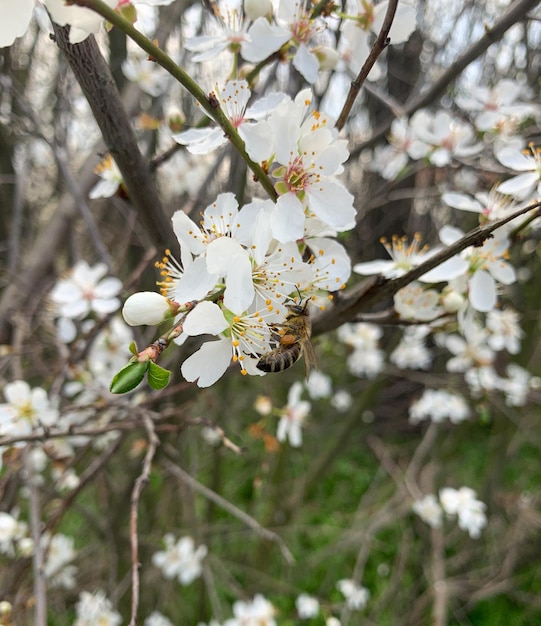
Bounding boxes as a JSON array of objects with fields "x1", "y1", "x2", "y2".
[{"x1": 69, "y1": 0, "x2": 278, "y2": 200}]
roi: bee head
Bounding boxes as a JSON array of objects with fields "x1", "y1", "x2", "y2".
[{"x1": 285, "y1": 298, "x2": 310, "y2": 316}]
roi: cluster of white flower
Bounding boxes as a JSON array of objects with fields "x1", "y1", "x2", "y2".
[
  {"x1": 50, "y1": 260, "x2": 123, "y2": 343},
  {"x1": 409, "y1": 389, "x2": 470, "y2": 425},
  {"x1": 337, "y1": 322, "x2": 385, "y2": 378},
  {"x1": 123, "y1": 82, "x2": 354, "y2": 387},
  {"x1": 182, "y1": 0, "x2": 415, "y2": 84},
  {"x1": 0, "y1": 380, "x2": 59, "y2": 442},
  {"x1": 337, "y1": 578, "x2": 370, "y2": 611},
  {"x1": 413, "y1": 487, "x2": 487, "y2": 539},
  {"x1": 0, "y1": 511, "x2": 28, "y2": 557}
]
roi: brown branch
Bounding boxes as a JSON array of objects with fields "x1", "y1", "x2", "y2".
[
  {"x1": 25, "y1": 447, "x2": 47, "y2": 626},
  {"x1": 352, "y1": 0, "x2": 541, "y2": 153},
  {"x1": 336, "y1": 0, "x2": 399, "y2": 131},
  {"x1": 52, "y1": 24, "x2": 173, "y2": 249},
  {"x1": 313, "y1": 200, "x2": 541, "y2": 336},
  {"x1": 128, "y1": 416, "x2": 159, "y2": 626},
  {"x1": 161, "y1": 452, "x2": 295, "y2": 565}
]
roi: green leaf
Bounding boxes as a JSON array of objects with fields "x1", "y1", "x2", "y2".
[
  {"x1": 110, "y1": 361, "x2": 148, "y2": 394},
  {"x1": 128, "y1": 341, "x2": 138, "y2": 356},
  {"x1": 148, "y1": 361, "x2": 171, "y2": 390}
]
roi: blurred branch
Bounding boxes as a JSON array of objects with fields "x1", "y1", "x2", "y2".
[
  {"x1": 336, "y1": 0, "x2": 398, "y2": 131},
  {"x1": 161, "y1": 451, "x2": 296, "y2": 565},
  {"x1": 352, "y1": 0, "x2": 541, "y2": 153},
  {"x1": 431, "y1": 526, "x2": 449, "y2": 626},
  {"x1": 52, "y1": 24, "x2": 173, "y2": 249},
  {"x1": 128, "y1": 415, "x2": 159, "y2": 626},
  {"x1": 25, "y1": 447, "x2": 47, "y2": 626}
]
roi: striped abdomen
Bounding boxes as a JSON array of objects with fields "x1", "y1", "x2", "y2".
[{"x1": 256, "y1": 343, "x2": 303, "y2": 373}]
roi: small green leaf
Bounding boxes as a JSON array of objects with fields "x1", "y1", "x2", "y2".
[
  {"x1": 148, "y1": 361, "x2": 171, "y2": 390},
  {"x1": 129, "y1": 341, "x2": 138, "y2": 357},
  {"x1": 110, "y1": 361, "x2": 148, "y2": 394}
]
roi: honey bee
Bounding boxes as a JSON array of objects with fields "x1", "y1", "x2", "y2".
[{"x1": 256, "y1": 299, "x2": 318, "y2": 379}]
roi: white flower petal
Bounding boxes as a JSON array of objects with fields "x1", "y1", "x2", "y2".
[
  {"x1": 272, "y1": 195, "x2": 305, "y2": 243},
  {"x1": 292, "y1": 44, "x2": 319, "y2": 84},
  {"x1": 183, "y1": 301, "x2": 228, "y2": 336},
  {"x1": 173, "y1": 257, "x2": 218, "y2": 303},
  {"x1": 496, "y1": 172, "x2": 538, "y2": 199},
  {"x1": 223, "y1": 254, "x2": 255, "y2": 315},
  {"x1": 242, "y1": 18, "x2": 290, "y2": 63},
  {"x1": 181, "y1": 339, "x2": 232, "y2": 387},
  {"x1": 469, "y1": 269, "x2": 496, "y2": 312},
  {"x1": 0, "y1": 0, "x2": 34, "y2": 47}
]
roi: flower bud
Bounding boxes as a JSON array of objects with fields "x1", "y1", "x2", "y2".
[
  {"x1": 254, "y1": 395, "x2": 272, "y2": 416},
  {"x1": 244, "y1": 0, "x2": 273, "y2": 20},
  {"x1": 0, "y1": 601, "x2": 12, "y2": 616},
  {"x1": 441, "y1": 290, "x2": 465, "y2": 313},
  {"x1": 122, "y1": 292, "x2": 171, "y2": 326},
  {"x1": 166, "y1": 106, "x2": 186, "y2": 133},
  {"x1": 314, "y1": 46, "x2": 340, "y2": 71},
  {"x1": 18, "y1": 537, "x2": 34, "y2": 558}
]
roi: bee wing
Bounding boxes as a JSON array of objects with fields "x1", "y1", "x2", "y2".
[{"x1": 302, "y1": 339, "x2": 318, "y2": 380}]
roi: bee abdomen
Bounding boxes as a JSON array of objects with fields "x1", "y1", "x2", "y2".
[{"x1": 257, "y1": 344, "x2": 302, "y2": 373}]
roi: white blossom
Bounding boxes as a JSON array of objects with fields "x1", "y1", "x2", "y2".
[
  {"x1": 50, "y1": 261, "x2": 122, "y2": 320},
  {"x1": 496, "y1": 143, "x2": 541, "y2": 199},
  {"x1": 409, "y1": 389, "x2": 470, "y2": 424},
  {"x1": 277, "y1": 382, "x2": 311, "y2": 448},
  {"x1": 74, "y1": 590, "x2": 121, "y2": 626},
  {"x1": 296, "y1": 593, "x2": 320, "y2": 619},
  {"x1": 152, "y1": 534, "x2": 207, "y2": 585},
  {"x1": 412, "y1": 494, "x2": 443, "y2": 528},
  {"x1": 0, "y1": 381, "x2": 59, "y2": 439},
  {"x1": 336, "y1": 579, "x2": 370, "y2": 610},
  {"x1": 145, "y1": 611, "x2": 173, "y2": 626},
  {"x1": 224, "y1": 594, "x2": 276, "y2": 626},
  {"x1": 439, "y1": 487, "x2": 487, "y2": 539}
]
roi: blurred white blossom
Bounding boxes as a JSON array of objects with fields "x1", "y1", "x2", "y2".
[
  {"x1": 74, "y1": 590, "x2": 121, "y2": 626},
  {"x1": 152, "y1": 534, "x2": 207, "y2": 585}
]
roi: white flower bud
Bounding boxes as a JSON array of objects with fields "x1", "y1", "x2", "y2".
[
  {"x1": 314, "y1": 46, "x2": 340, "y2": 71},
  {"x1": 254, "y1": 395, "x2": 272, "y2": 416},
  {"x1": 122, "y1": 292, "x2": 171, "y2": 326},
  {"x1": 18, "y1": 537, "x2": 34, "y2": 558},
  {"x1": 244, "y1": 0, "x2": 273, "y2": 20},
  {"x1": 441, "y1": 290, "x2": 465, "y2": 313},
  {"x1": 0, "y1": 601, "x2": 12, "y2": 616}
]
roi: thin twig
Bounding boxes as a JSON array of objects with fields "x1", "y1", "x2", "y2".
[
  {"x1": 25, "y1": 446, "x2": 47, "y2": 626},
  {"x1": 128, "y1": 415, "x2": 160, "y2": 626},
  {"x1": 336, "y1": 0, "x2": 399, "y2": 131},
  {"x1": 161, "y1": 451, "x2": 295, "y2": 565},
  {"x1": 431, "y1": 526, "x2": 449, "y2": 626}
]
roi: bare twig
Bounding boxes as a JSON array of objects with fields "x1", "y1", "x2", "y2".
[
  {"x1": 25, "y1": 446, "x2": 47, "y2": 626},
  {"x1": 128, "y1": 415, "x2": 160, "y2": 626},
  {"x1": 336, "y1": 0, "x2": 398, "y2": 131},
  {"x1": 161, "y1": 452, "x2": 295, "y2": 565},
  {"x1": 431, "y1": 526, "x2": 449, "y2": 626}
]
